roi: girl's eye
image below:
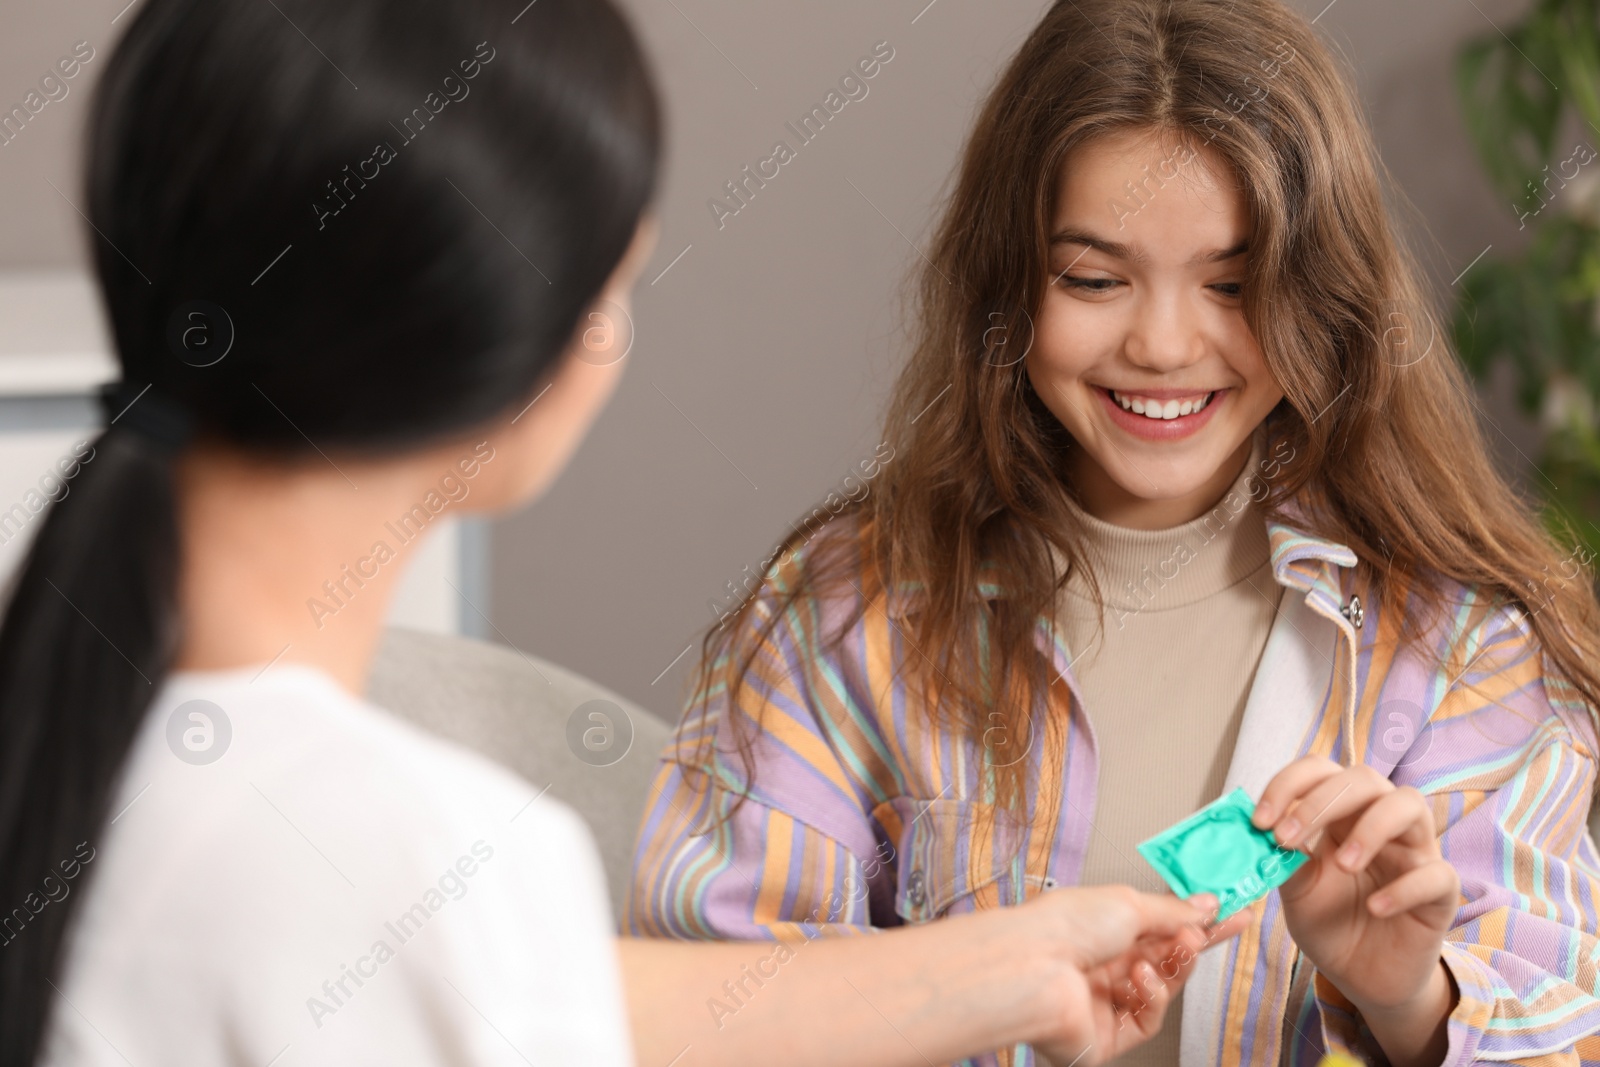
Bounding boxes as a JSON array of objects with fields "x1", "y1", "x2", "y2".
[
  {"x1": 1059, "y1": 275, "x2": 1119, "y2": 292},
  {"x1": 1055, "y1": 277, "x2": 1245, "y2": 298}
]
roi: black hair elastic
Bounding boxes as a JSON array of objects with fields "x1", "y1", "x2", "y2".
[{"x1": 98, "y1": 381, "x2": 197, "y2": 453}]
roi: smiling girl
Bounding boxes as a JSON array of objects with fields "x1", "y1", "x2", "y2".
[{"x1": 627, "y1": 2, "x2": 1600, "y2": 1066}]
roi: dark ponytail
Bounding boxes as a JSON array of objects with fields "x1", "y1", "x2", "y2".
[
  {"x1": 0, "y1": 0, "x2": 662, "y2": 1060},
  {"x1": 0, "y1": 429, "x2": 183, "y2": 1063}
]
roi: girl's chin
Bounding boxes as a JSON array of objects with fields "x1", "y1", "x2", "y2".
[{"x1": 1071, "y1": 446, "x2": 1252, "y2": 523}]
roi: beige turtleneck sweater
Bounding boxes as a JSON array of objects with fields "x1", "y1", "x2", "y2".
[{"x1": 1051, "y1": 432, "x2": 1284, "y2": 1066}]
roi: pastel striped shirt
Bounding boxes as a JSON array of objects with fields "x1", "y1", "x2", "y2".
[{"x1": 626, "y1": 502, "x2": 1600, "y2": 1066}]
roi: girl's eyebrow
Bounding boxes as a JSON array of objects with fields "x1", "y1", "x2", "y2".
[{"x1": 1049, "y1": 226, "x2": 1249, "y2": 267}]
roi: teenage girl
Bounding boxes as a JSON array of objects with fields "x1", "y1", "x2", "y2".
[
  {"x1": 0, "y1": 0, "x2": 1247, "y2": 1065},
  {"x1": 627, "y1": 2, "x2": 1600, "y2": 1066}
]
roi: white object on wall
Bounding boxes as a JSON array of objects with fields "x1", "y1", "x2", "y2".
[
  {"x1": 0, "y1": 272, "x2": 113, "y2": 395},
  {"x1": 389, "y1": 518, "x2": 463, "y2": 635}
]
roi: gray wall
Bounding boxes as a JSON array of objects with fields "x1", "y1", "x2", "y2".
[{"x1": 0, "y1": 0, "x2": 1541, "y2": 724}]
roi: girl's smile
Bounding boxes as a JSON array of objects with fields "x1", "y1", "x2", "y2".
[{"x1": 1094, "y1": 384, "x2": 1228, "y2": 440}]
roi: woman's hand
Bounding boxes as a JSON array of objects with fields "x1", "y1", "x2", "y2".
[
  {"x1": 1252, "y1": 758, "x2": 1460, "y2": 1067},
  {"x1": 620, "y1": 882, "x2": 1249, "y2": 1067},
  {"x1": 1025, "y1": 885, "x2": 1254, "y2": 1066}
]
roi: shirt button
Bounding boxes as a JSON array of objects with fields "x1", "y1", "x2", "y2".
[
  {"x1": 1341, "y1": 594, "x2": 1364, "y2": 629},
  {"x1": 1043, "y1": 876, "x2": 1058, "y2": 890},
  {"x1": 906, "y1": 869, "x2": 926, "y2": 908}
]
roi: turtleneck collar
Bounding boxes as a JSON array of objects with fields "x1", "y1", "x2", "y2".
[{"x1": 1055, "y1": 429, "x2": 1274, "y2": 613}]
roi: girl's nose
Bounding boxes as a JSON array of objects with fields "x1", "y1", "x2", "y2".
[{"x1": 1123, "y1": 293, "x2": 1205, "y2": 373}]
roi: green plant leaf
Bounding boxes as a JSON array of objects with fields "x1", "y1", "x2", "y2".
[
  {"x1": 1454, "y1": 24, "x2": 1564, "y2": 204},
  {"x1": 1553, "y1": 0, "x2": 1600, "y2": 134}
]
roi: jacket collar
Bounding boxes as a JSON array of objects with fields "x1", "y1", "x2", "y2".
[
  {"x1": 1263, "y1": 493, "x2": 1359, "y2": 598},
  {"x1": 880, "y1": 492, "x2": 1360, "y2": 621}
]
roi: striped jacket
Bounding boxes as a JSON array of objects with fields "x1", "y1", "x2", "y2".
[{"x1": 626, "y1": 504, "x2": 1600, "y2": 1066}]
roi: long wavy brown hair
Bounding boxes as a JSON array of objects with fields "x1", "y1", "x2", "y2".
[{"x1": 672, "y1": 0, "x2": 1600, "y2": 831}]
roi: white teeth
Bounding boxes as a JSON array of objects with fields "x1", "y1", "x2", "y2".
[{"x1": 1111, "y1": 390, "x2": 1213, "y2": 420}]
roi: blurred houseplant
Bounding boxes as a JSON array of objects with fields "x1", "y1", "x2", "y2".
[{"x1": 1453, "y1": 0, "x2": 1600, "y2": 556}]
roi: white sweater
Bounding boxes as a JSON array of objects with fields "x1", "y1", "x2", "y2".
[{"x1": 37, "y1": 662, "x2": 634, "y2": 1066}]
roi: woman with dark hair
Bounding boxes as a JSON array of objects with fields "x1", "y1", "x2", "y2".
[{"x1": 0, "y1": 1, "x2": 1242, "y2": 1064}]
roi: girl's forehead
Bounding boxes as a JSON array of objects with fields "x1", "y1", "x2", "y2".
[{"x1": 1050, "y1": 131, "x2": 1250, "y2": 262}]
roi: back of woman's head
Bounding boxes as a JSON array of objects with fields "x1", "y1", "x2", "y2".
[{"x1": 0, "y1": 0, "x2": 661, "y2": 1057}]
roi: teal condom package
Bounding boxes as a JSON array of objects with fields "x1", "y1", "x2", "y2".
[{"x1": 1136, "y1": 786, "x2": 1308, "y2": 921}]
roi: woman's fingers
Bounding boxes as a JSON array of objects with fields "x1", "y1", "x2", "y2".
[
  {"x1": 1041, "y1": 882, "x2": 1252, "y2": 1014},
  {"x1": 1159, "y1": 900, "x2": 1257, "y2": 980},
  {"x1": 1052, "y1": 886, "x2": 1212, "y2": 967},
  {"x1": 1080, "y1": 900, "x2": 1260, "y2": 1059},
  {"x1": 1146, "y1": 925, "x2": 1207, "y2": 988},
  {"x1": 1200, "y1": 901, "x2": 1258, "y2": 946},
  {"x1": 1333, "y1": 786, "x2": 1438, "y2": 873},
  {"x1": 1368, "y1": 858, "x2": 1460, "y2": 919},
  {"x1": 1118, "y1": 900, "x2": 1257, "y2": 1005},
  {"x1": 1112, "y1": 958, "x2": 1174, "y2": 1043},
  {"x1": 1129, "y1": 889, "x2": 1217, "y2": 940}
]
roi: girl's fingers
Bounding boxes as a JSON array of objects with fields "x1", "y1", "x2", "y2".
[
  {"x1": 1368, "y1": 858, "x2": 1460, "y2": 919},
  {"x1": 1253, "y1": 757, "x2": 1343, "y2": 830},
  {"x1": 1271, "y1": 764, "x2": 1393, "y2": 850},
  {"x1": 1332, "y1": 786, "x2": 1438, "y2": 873}
]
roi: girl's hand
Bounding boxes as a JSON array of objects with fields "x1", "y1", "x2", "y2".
[
  {"x1": 1027, "y1": 886, "x2": 1253, "y2": 1066},
  {"x1": 1252, "y1": 758, "x2": 1460, "y2": 1063}
]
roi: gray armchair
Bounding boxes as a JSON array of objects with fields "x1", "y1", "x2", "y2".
[{"x1": 366, "y1": 627, "x2": 673, "y2": 924}]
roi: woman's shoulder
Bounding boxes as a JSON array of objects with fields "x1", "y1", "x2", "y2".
[
  {"x1": 143, "y1": 660, "x2": 592, "y2": 868},
  {"x1": 168, "y1": 661, "x2": 542, "y2": 809},
  {"x1": 43, "y1": 661, "x2": 627, "y2": 1065},
  {"x1": 92, "y1": 661, "x2": 598, "y2": 906}
]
